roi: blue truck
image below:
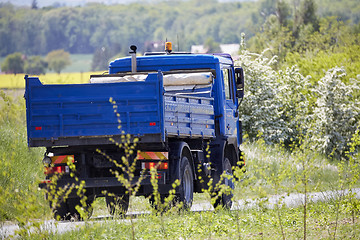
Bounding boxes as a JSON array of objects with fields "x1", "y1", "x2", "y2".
[{"x1": 25, "y1": 44, "x2": 245, "y2": 220}]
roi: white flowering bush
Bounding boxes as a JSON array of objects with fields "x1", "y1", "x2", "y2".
[
  {"x1": 309, "y1": 67, "x2": 360, "y2": 158},
  {"x1": 236, "y1": 49, "x2": 311, "y2": 145},
  {"x1": 236, "y1": 49, "x2": 283, "y2": 143},
  {"x1": 276, "y1": 66, "x2": 311, "y2": 145}
]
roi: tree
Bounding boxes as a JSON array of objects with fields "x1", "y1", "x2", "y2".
[
  {"x1": 46, "y1": 49, "x2": 71, "y2": 74},
  {"x1": 204, "y1": 37, "x2": 221, "y2": 53},
  {"x1": 248, "y1": 15, "x2": 294, "y2": 64},
  {"x1": 91, "y1": 47, "x2": 114, "y2": 71},
  {"x1": 31, "y1": 0, "x2": 38, "y2": 9},
  {"x1": 1, "y1": 52, "x2": 24, "y2": 74},
  {"x1": 300, "y1": 0, "x2": 319, "y2": 31},
  {"x1": 24, "y1": 56, "x2": 47, "y2": 75},
  {"x1": 276, "y1": 0, "x2": 291, "y2": 27}
]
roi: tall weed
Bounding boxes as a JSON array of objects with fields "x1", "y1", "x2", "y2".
[{"x1": 0, "y1": 91, "x2": 45, "y2": 222}]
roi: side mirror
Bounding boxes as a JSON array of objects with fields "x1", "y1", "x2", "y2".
[{"x1": 235, "y1": 67, "x2": 244, "y2": 98}]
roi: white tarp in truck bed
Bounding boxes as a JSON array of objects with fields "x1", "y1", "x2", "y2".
[
  {"x1": 90, "y1": 72, "x2": 213, "y2": 97},
  {"x1": 90, "y1": 72, "x2": 213, "y2": 86},
  {"x1": 90, "y1": 74, "x2": 148, "y2": 83}
]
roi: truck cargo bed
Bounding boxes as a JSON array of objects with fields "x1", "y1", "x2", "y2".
[{"x1": 25, "y1": 72, "x2": 215, "y2": 147}]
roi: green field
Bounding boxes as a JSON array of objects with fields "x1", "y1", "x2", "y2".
[
  {"x1": 62, "y1": 54, "x2": 93, "y2": 73},
  {"x1": 0, "y1": 54, "x2": 93, "y2": 75}
]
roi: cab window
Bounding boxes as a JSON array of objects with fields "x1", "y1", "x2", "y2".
[{"x1": 222, "y1": 68, "x2": 234, "y2": 102}]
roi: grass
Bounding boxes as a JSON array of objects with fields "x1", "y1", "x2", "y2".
[
  {"x1": 0, "y1": 91, "x2": 47, "y2": 221},
  {"x1": 62, "y1": 54, "x2": 93, "y2": 73},
  {"x1": 15, "y1": 201, "x2": 360, "y2": 239},
  {"x1": 0, "y1": 54, "x2": 93, "y2": 74},
  {"x1": 236, "y1": 140, "x2": 354, "y2": 199},
  {"x1": 0, "y1": 89, "x2": 359, "y2": 239}
]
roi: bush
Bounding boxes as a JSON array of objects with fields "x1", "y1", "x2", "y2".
[
  {"x1": 1, "y1": 52, "x2": 24, "y2": 74},
  {"x1": 236, "y1": 49, "x2": 311, "y2": 145},
  {"x1": 24, "y1": 56, "x2": 48, "y2": 75},
  {"x1": 276, "y1": 66, "x2": 311, "y2": 146},
  {"x1": 236, "y1": 49, "x2": 284, "y2": 144},
  {"x1": 309, "y1": 67, "x2": 360, "y2": 158}
]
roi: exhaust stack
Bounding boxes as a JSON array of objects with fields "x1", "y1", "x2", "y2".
[{"x1": 129, "y1": 45, "x2": 137, "y2": 73}]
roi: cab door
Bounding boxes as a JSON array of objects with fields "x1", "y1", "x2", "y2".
[{"x1": 221, "y1": 66, "x2": 238, "y2": 137}]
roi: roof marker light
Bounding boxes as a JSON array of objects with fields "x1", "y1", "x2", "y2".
[{"x1": 165, "y1": 42, "x2": 172, "y2": 54}]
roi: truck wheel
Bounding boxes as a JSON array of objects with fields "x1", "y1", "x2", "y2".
[
  {"x1": 177, "y1": 155, "x2": 194, "y2": 209},
  {"x1": 149, "y1": 194, "x2": 175, "y2": 212},
  {"x1": 52, "y1": 197, "x2": 93, "y2": 221},
  {"x1": 52, "y1": 200, "x2": 70, "y2": 221},
  {"x1": 212, "y1": 157, "x2": 234, "y2": 210},
  {"x1": 106, "y1": 194, "x2": 129, "y2": 216}
]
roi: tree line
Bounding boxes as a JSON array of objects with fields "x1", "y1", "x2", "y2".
[{"x1": 0, "y1": 0, "x2": 359, "y2": 58}]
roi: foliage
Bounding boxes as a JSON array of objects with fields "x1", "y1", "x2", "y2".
[
  {"x1": 46, "y1": 49, "x2": 71, "y2": 74},
  {"x1": 249, "y1": 14, "x2": 294, "y2": 64},
  {"x1": 0, "y1": 1, "x2": 257, "y2": 57},
  {"x1": 285, "y1": 44, "x2": 360, "y2": 83},
  {"x1": 31, "y1": 0, "x2": 38, "y2": 9},
  {"x1": 249, "y1": 1, "x2": 360, "y2": 74},
  {"x1": 236, "y1": 47, "x2": 311, "y2": 145},
  {"x1": 0, "y1": 0, "x2": 358, "y2": 71},
  {"x1": 237, "y1": 49, "x2": 284, "y2": 144},
  {"x1": 2, "y1": 138, "x2": 359, "y2": 239},
  {"x1": 309, "y1": 67, "x2": 360, "y2": 158},
  {"x1": 0, "y1": 91, "x2": 359, "y2": 237},
  {"x1": 1, "y1": 0, "x2": 358, "y2": 59},
  {"x1": 24, "y1": 56, "x2": 47, "y2": 75},
  {"x1": 203, "y1": 37, "x2": 221, "y2": 53},
  {"x1": 299, "y1": 0, "x2": 319, "y2": 31},
  {"x1": 0, "y1": 91, "x2": 45, "y2": 221},
  {"x1": 276, "y1": 66, "x2": 311, "y2": 146},
  {"x1": 1, "y1": 52, "x2": 24, "y2": 74},
  {"x1": 91, "y1": 47, "x2": 115, "y2": 71}
]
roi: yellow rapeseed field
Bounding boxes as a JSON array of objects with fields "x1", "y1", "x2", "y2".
[{"x1": 0, "y1": 72, "x2": 102, "y2": 89}]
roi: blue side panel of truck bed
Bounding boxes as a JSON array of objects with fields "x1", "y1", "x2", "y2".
[
  {"x1": 164, "y1": 95, "x2": 215, "y2": 138},
  {"x1": 25, "y1": 73, "x2": 165, "y2": 147},
  {"x1": 25, "y1": 71, "x2": 215, "y2": 147}
]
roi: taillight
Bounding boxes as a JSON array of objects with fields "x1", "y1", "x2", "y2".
[
  {"x1": 141, "y1": 162, "x2": 168, "y2": 170},
  {"x1": 44, "y1": 165, "x2": 70, "y2": 175}
]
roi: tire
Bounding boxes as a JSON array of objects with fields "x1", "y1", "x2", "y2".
[
  {"x1": 106, "y1": 194, "x2": 130, "y2": 216},
  {"x1": 149, "y1": 194, "x2": 175, "y2": 212},
  {"x1": 177, "y1": 155, "x2": 194, "y2": 209},
  {"x1": 52, "y1": 200, "x2": 71, "y2": 221},
  {"x1": 212, "y1": 157, "x2": 234, "y2": 210},
  {"x1": 52, "y1": 196, "x2": 94, "y2": 221}
]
